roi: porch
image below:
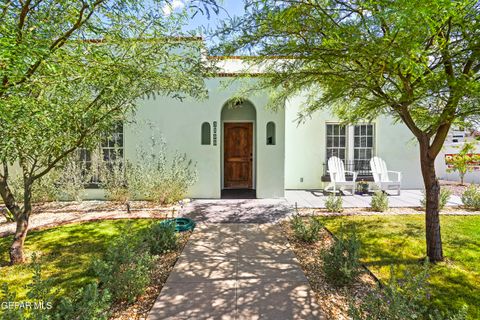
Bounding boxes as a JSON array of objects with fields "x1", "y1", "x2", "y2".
[{"x1": 285, "y1": 189, "x2": 463, "y2": 208}]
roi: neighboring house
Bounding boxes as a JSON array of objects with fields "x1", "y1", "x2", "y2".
[
  {"x1": 436, "y1": 128, "x2": 480, "y2": 184},
  {"x1": 84, "y1": 54, "x2": 425, "y2": 200}
]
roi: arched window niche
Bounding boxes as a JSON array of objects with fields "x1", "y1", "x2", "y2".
[
  {"x1": 201, "y1": 122, "x2": 211, "y2": 145},
  {"x1": 266, "y1": 121, "x2": 276, "y2": 145}
]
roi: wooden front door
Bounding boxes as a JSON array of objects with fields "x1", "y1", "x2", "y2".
[{"x1": 224, "y1": 122, "x2": 253, "y2": 189}]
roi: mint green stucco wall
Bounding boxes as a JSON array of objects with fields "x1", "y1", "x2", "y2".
[
  {"x1": 284, "y1": 95, "x2": 424, "y2": 189},
  {"x1": 83, "y1": 77, "x2": 425, "y2": 201},
  {"x1": 85, "y1": 78, "x2": 285, "y2": 200}
]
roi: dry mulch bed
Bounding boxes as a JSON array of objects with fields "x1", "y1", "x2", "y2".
[
  {"x1": 109, "y1": 231, "x2": 191, "y2": 320},
  {"x1": 440, "y1": 180, "x2": 474, "y2": 197},
  {"x1": 280, "y1": 220, "x2": 377, "y2": 320}
]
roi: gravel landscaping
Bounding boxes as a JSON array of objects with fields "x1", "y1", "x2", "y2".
[
  {"x1": 280, "y1": 220, "x2": 377, "y2": 320},
  {"x1": 440, "y1": 179, "x2": 475, "y2": 197}
]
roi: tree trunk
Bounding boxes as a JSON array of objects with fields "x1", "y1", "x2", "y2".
[
  {"x1": 419, "y1": 142, "x2": 444, "y2": 262},
  {"x1": 7, "y1": 177, "x2": 33, "y2": 265},
  {"x1": 10, "y1": 212, "x2": 29, "y2": 264}
]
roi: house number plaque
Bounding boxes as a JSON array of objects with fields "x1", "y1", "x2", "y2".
[{"x1": 213, "y1": 121, "x2": 217, "y2": 146}]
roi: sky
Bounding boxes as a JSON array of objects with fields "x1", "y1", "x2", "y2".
[{"x1": 163, "y1": 1, "x2": 246, "y2": 44}]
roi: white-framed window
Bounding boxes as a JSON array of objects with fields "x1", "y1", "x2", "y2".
[
  {"x1": 101, "y1": 122, "x2": 124, "y2": 162},
  {"x1": 79, "y1": 122, "x2": 124, "y2": 186},
  {"x1": 326, "y1": 124, "x2": 347, "y2": 162},
  {"x1": 353, "y1": 124, "x2": 374, "y2": 171},
  {"x1": 325, "y1": 123, "x2": 375, "y2": 174}
]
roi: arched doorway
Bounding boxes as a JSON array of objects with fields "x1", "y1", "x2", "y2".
[{"x1": 221, "y1": 99, "x2": 257, "y2": 197}]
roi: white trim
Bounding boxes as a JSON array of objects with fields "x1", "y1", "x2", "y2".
[{"x1": 221, "y1": 120, "x2": 256, "y2": 190}]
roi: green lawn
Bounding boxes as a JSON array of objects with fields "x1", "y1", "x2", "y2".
[
  {"x1": 0, "y1": 219, "x2": 153, "y2": 300},
  {"x1": 318, "y1": 214, "x2": 480, "y2": 319}
]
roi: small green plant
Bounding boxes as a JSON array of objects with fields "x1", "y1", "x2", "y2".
[
  {"x1": 322, "y1": 226, "x2": 361, "y2": 287},
  {"x1": 325, "y1": 194, "x2": 343, "y2": 213},
  {"x1": 349, "y1": 262, "x2": 468, "y2": 320},
  {"x1": 91, "y1": 228, "x2": 154, "y2": 303},
  {"x1": 370, "y1": 191, "x2": 389, "y2": 212},
  {"x1": 461, "y1": 185, "x2": 480, "y2": 210},
  {"x1": 420, "y1": 188, "x2": 451, "y2": 211},
  {"x1": 147, "y1": 220, "x2": 178, "y2": 254},
  {"x1": 357, "y1": 180, "x2": 369, "y2": 193},
  {"x1": 54, "y1": 282, "x2": 111, "y2": 320},
  {"x1": 290, "y1": 215, "x2": 323, "y2": 243}
]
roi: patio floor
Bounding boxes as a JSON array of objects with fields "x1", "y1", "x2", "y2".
[
  {"x1": 178, "y1": 189, "x2": 462, "y2": 224},
  {"x1": 285, "y1": 189, "x2": 463, "y2": 208}
]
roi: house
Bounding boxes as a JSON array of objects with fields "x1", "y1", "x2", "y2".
[{"x1": 84, "y1": 55, "x2": 425, "y2": 200}]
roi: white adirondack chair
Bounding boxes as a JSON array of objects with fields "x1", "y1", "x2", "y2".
[
  {"x1": 370, "y1": 157, "x2": 402, "y2": 195},
  {"x1": 325, "y1": 156, "x2": 357, "y2": 195}
]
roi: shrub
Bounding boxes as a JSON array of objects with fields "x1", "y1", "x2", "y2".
[
  {"x1": 349, "y1": 262, "x2": 468, "y2": 320},
  {"x1": 54, "y1": 157, "x2": 89, "y2": 201},
  {"x1": 54, "y1": 283, "x2": 111, "y2": 320},
  {"x1": 370, "y1": 191, "x2": 389, "y2": 212},
  {"x1": 325, "y1": 194, "x2": 343, "y2": 213},
  {"x1": 322, "y1": 226, "x2": 361, "y2": 287},
  {"x1": 10, "y1": 172, "x2": 59, "y2": 204},
  {"x1": 420, "y1": 188, "x2": 451, "y2": 211},
  {"x1": 290, "y1": 215, "x2": 323, "y2": 243},
  {"x1": 99, "y1": 159, "x2": 131, "y2": 203},
  {"x1": 1, "y1": 254, "x2": 56, "y2": 320},
  {"x1": 146, "y1": 220, "x2": 178, "y2": 255},
  {"x1": 461, "y1": 185, "x2": 480, "y2": 210},
  {"x1": 27, "y1": 254, "x2": 55, "y2": 304},
  {"x1": 1, "y1": 255, "x2": 111, "y2": 320},
  {"x1": 91, "y1": 229, "x2": 154, "y2": 303},
  {"x1": 98, "y1": 134, "x2": 198, "y2": 205},
  {"x1": 8, "y1": 155, "x2": 88, "y2": 203},
  {"x1": 129, "y1": 151, "x2": 197, "y2": 205},
  {"x1": 0, "y1": 283, "x2": 23, "y2": 320}
]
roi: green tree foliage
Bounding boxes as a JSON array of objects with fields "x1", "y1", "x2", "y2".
[
  {"x1": 214, "y1": 0, "x2": 480, "y2": 262},
  {"x1": 0, "y1": 0, "x2": 216, "y2": 264}
]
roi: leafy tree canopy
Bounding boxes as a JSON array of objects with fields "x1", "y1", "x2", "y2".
[
  {"x1": 213, "y1": 0, "x2": 480, "y2": 262},
  {"x1": 0, "y1": 0, "x2": 213, "y2": 180},
  {"x1": 215, "y1": 0, "x2": 480, "y2": 137},
  {"x1": 0, "y1": 0, "x2": 217, "y2": 264}
]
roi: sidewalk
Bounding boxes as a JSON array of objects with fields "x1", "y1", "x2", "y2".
[{"x1": 147, "y1": 223, "x2": 323, "y2": 319}]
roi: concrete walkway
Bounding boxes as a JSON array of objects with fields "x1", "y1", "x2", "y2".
[
  {"x1": 148, "y1": 224, "x2": 323, "y2": 320},
  {"x1": 181, "y1": 199, "x2": 292, "y2": 223}
]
